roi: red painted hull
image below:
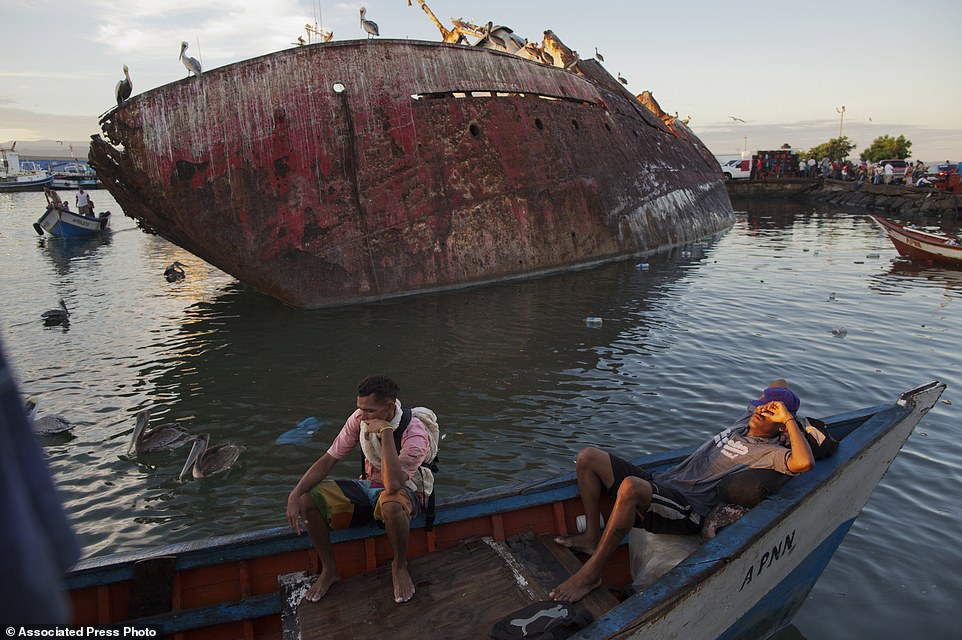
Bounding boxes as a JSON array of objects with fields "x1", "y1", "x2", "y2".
[
  {"x1": 870, "y1": 214, "x2": 962, "y2": 267},
  {"x1": 91, "y1": 40, "x2": 733, "y2": 308}
]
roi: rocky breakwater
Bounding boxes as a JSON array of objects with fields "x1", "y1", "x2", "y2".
[{"x1": 808, "y1": 180, "x2": 961, "y2": 217}]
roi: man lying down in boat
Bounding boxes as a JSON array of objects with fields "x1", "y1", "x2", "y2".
[{"x1": 550, "y1": 379, "x2": 815, "y2": 602}]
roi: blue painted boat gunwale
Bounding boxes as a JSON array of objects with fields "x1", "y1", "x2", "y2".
[{"x1": 65, "y1": 404, "x2": 887, "y2": 591}]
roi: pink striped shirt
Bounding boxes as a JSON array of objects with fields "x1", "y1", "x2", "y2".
[{"x1": 326, "y1": 409, "x2": 430, "y2": 484}]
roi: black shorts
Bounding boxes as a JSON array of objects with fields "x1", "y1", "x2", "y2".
[{"x1": 606, "y1": 453, "x2": 702, "y2": 535}]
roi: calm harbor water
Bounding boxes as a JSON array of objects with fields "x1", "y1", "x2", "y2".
[{"x1": 1, "y1": 190, "x2": 958, "y2": 638}]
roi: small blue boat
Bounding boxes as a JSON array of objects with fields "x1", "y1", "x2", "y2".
[{"x1": 34, "y1": 204, "x2": 111, "y2": 238}]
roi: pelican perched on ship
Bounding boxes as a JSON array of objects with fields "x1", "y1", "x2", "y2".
[
  {"x1": 41, "y1": 299, "x2": 69, "y2": 325},
  {"x1": 127, "y1": 409, "x2": 192, "y2": 455},
  {"x1": 179, "y1": 41, "x2": 202, "y2": 77},
  {"x1": 359, "y1": 7, "x2": 379, "y2": 38},
  {"x1": 594, "y1": 47, "x2": 604, "y2": 62},
  {"x1": 24, "y1": 396, "x2": 73, "y2": 434},
  {"x1": 179, "y1": 433, "x2": 245, "y2": 480},
  {"x1": 617, "y1": 72, "x2": 628, "y2": 85},
  {"x1": 115, "y1": 64, "x2": 132, "y2": 106},
  {"x1": 164, "y1": 261, "x2": 186, "y2": 282}
]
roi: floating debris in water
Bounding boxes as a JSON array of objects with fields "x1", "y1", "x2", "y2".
[
  {"x1": 866, "y1": 253, "x2": 880, "y2": 259},
  {"x1": 802, "y1": 248, "x2": 810, "y2": 252},
  {"x1": 584, "y1": 316, "x2": 603, "y2": 328},
  {"x1": 681, "y1": 251, "x2": 692, "y2": 257},
  {"x1": 831, "y1": 326, "x2": 848, "y2": 337},
  {"x1": 853, "y1": 260, "x2": 864, "y2": 264},
  {"x1": 814, "y1": 250, "x2": 820, "y2": 256},
  {"x1": 828, "y1": 292, "x2": 837, "y2": 301},
  {"x1": 635, "y1": 263, "x2": 649, "y2": 270},
  {"x1": 941, "y1": 399, "x2": 952, "y2": 405},
  {"x1": 275, "y1": 417, "x2": 326, "y2": 445}
]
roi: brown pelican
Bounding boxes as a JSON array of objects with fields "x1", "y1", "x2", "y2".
[
  {"x1": 179, "y1": 41, "x2": 202, "y2": 77},
  {"x1": 115, "y1": 65, "x2": 132, "y2": 106},
  {"x1": 359, "y1": 7, "x2": 379, "y2": 38},
  {"x1": 179, "y1": 433, "x2": 245, "y2": 480},
  {"x1": 594, "y1": 47, "x2": 604, "y2": 62},
  {"x1": 41, "y1": 299, "x2": 69, "y2": 325},
  {"x1": 617, "y1": 72, "x2": 628, "y2": 86},
  {"x1": 164, "y1": 262, "x2": 186, "y2": 282},
  {"x1": 24, "y1": 396, "x2": 73, "y2": 434},
  {"x1": 127, "y1": 410, "x2": 192, "y2": 455}
]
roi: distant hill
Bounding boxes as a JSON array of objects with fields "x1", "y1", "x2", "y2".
[{"x1": 1, "y1": 139, "x2": 92, "y2": 160}]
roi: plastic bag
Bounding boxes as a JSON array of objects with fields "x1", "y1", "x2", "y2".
[{"x1": 628, "y1": 529, "x2": 700, "y2": 589}]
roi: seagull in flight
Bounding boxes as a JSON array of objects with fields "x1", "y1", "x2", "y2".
[{"x1": 730, "y1": 116, "x2": 746, "y2": 123}]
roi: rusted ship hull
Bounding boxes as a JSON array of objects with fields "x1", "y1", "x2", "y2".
[{"x1": 91, "y1": 39, "x2": 733, "y2": 308}]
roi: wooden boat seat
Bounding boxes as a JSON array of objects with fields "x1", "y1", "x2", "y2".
[{"x1": 281, "y1": 532, "x2": 620, "y2": 640}]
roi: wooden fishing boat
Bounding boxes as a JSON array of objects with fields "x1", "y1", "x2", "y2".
[
  {"x1": 34, "y1": 204, "x2": 111, "y2": 238},
  {"x1": 871, "y1": 214, "x2": 962, "y2": 267},
  {"x1": 66, "y1": 381, "x2": 944, "y2": 639}
]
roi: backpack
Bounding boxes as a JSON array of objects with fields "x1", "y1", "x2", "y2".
[
  {"x1": 801, "y1": 417, "x2": 839, "y2": 460},
  {"x1": 360, "y1": 406, "x2": 440, "y2": 530},
  {"x1": 489, "y1": 601, "x2": 593, "y2": 640}
]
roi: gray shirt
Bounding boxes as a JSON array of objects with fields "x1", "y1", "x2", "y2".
[{"x1": 652, "y1": 411, "x2": 794, "y2": 516}]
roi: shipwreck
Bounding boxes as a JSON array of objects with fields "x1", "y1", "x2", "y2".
[{"x1": 90, "y1": 2, "x2": 733, "y2": 309}]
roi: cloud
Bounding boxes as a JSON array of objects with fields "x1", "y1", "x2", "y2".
[{"x1": 0, "y1": 106, "x2": 100, "y2": 141}]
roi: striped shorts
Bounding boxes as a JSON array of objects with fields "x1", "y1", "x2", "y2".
[{"x1": 606, "y1": 453, "x2": 702, "y2": 535}]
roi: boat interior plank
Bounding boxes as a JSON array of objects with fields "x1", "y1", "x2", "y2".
[
  {"x1": 505, "y1": 530, "x2": 620, "y2": 621},
  {"x1": 290, "y1": 537, "x2": 542, "y2": 640}
]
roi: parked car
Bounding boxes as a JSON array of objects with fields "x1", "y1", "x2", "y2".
[
  {"x1": 877, "y1": 159, "x2": 908, "y2": 182},
  {"x1": 720, "y1": 159, "x2": 751, "y2": 180},
  {"x1": 925, "y1": 162, "x2": 959, "y2": 189}
]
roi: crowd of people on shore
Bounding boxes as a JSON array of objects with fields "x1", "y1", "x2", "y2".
[{"x1": 794, "y1": 158, "x2": 957, "y2": 187}]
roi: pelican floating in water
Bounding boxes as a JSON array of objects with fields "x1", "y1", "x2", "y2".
[
  {"x1": 359, "y1": 7, "x2": 379, "y2": 38},
  {"x1": 164, "y1": 262, "x2": 186, "y2": 282},
  {"x1": 127, "y1": 410, "x2": 192, "y2": 455},
  {"x1": 179, "y1": 433, "x2": 245, "y2": 480},
  {"x1": 41, "y1": 299, "x2": 69, "y2": 325},
  {"x1": 24, "y1": 396, "x2": 73, "y2": 434},
  {"x1": 115, "y1": 64, "x2": 132, "y2": 106},
  {"x1": 179, "y1": 41, "x2": 202, "y2": 77}
]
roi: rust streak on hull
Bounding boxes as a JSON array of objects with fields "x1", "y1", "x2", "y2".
[{"x1": 91, "y1": 39, "x2": 733, "y2": 308}]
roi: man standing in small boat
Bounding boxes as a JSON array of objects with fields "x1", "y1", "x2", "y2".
[
  {"x1": 550, "y1": 379, "x2": 815, "y2": 603},
  {"x1": 286, "y1": 375, "x2": 430, "y2": 604},
  {"x1": 76, "y1": 187, "x2": 92, "y2": 216}
]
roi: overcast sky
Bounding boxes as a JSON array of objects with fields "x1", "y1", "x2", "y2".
[{"x1": 2, "y1": 0, "x2": 960, "y2": 160}]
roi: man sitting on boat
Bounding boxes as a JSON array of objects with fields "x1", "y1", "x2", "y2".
[
  {"x1": 549, "y1": 379, "x2": 815, "y2": 603},
  {"x1": 286, "y1": 374, "x2": 431, "y2": 604}
]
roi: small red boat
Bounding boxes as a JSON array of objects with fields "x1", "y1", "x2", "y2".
[{"x1": 870, "y1": 214, "x2": 962, "y2": 267}]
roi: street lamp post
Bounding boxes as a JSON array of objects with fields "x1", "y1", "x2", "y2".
[{"x1": 836, "y1": 105, "x2": 846, "y2": 138}]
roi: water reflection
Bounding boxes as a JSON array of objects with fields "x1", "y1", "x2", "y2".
[
  {"x1": 39, "y1": 233, "x2": 113, "y2": 276},
  {"x1": 868, "y1": 258, "x2": 962, "y2": 296},
  {"x1": 137, "y1": 236, "x2": 726, "y2": 497}
]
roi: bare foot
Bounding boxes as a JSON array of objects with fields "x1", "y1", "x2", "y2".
[
  {"x1": 554, "y1": 533, "x2": 598, "y2": 556},
  {"x1": 392, "y1": 564, "x2": 415, "y2": 604},
  {"x1": 549, "y1": 570, "x2": 602, "y2": 603},
  {"x1": 303, "y1": 567, "x2": 340, "y2": 603}
]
